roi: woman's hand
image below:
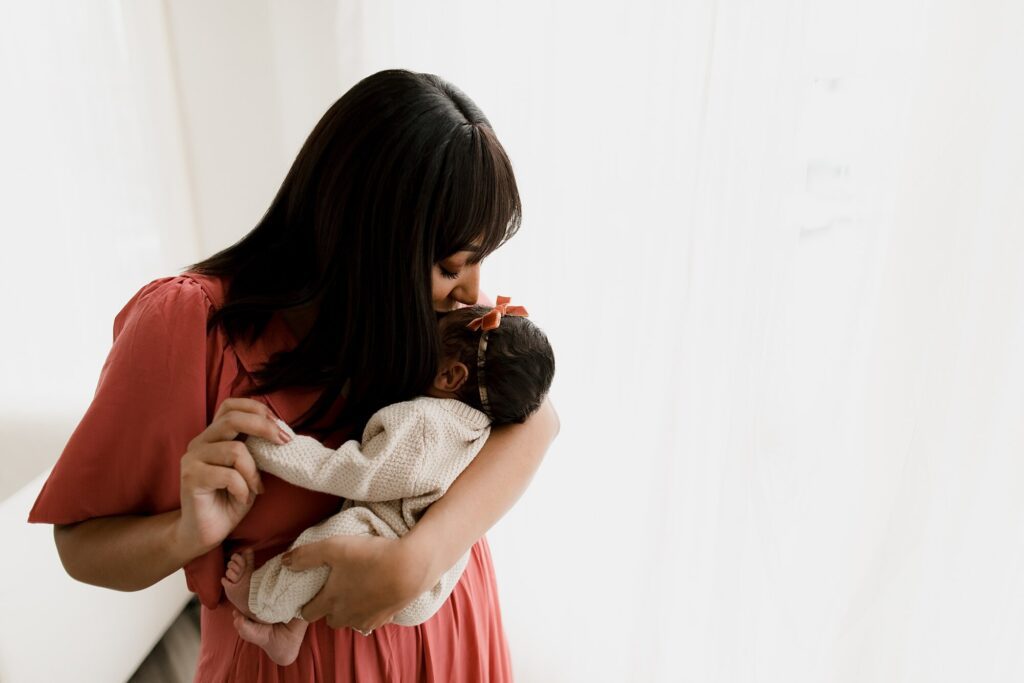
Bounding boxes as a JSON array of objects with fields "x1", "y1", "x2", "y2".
[
  {"x1": 175, "y1": 397, "x2": 289, "y2": 560},
  {"x1": 280, "y1": 534, "x2": 425, "y2": 632}
]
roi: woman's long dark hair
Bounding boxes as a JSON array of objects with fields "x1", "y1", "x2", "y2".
[{"x1": 184, "y1": 69, "x2": 521, "y2": 435}]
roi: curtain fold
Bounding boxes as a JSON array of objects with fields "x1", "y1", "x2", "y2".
[{"x1": 0, "y1": 1, "x2": 198, "y2": 416}]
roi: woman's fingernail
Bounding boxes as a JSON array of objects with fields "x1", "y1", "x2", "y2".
[
  {"x1": 278, "y1": 429, "x2": 292, "y2": 443},
  {"x1": 282, "y1": 552, "x2": 292, "y2": 566}
]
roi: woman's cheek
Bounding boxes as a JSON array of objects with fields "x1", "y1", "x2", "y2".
[{"x1": 431, "y1": 276, "x2": 452, "y2": 307}]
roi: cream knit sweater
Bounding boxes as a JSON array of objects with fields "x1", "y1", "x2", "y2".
[{"x1": 243, "y1": 396, "x2": 491, "y2": 625}]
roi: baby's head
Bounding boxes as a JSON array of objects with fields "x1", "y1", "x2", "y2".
[{"x1": 427, "y1": 303, "x2": 555, "y2": 425}]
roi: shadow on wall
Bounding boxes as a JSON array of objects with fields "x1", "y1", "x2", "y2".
[{"x1": 130, "y1": 597, "x2": 201, "y2": 683}]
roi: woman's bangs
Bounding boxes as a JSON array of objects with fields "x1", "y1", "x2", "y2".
[{"x1": 434, "y1": 125, "x2": 521, "y2": 263}]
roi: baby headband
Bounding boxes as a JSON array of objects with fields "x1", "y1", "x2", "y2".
[{"x1": 466, "y1": 295, "x2": 529, "y2": 416}]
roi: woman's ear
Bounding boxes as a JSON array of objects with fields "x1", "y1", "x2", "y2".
[{"x1": 434, "y1": 359, "x2": 470, "y2": 394}]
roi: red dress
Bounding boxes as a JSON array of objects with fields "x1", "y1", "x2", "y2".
[{"x1": 27, "y1": 273, "x2": 514, "y2": 682}]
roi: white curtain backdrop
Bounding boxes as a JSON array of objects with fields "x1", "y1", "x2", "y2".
[
  {"x1": 3, "y1": 1, "x2": 1023, "y2": 681},
  {"x1": 0, "y1": 1, "x2": 198, "y2": 418}
]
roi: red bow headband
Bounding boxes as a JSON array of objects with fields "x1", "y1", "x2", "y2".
[
  {"x1": 465, "y1": 295, "x2": 529, "y2": 417},
  {"x1": 466, "y1": 296, "x2": 529, "y2": 332}
]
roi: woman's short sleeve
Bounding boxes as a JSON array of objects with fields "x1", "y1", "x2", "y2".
[{"x1": 27, "y1": 276, "x2": 214, "y2": 525}]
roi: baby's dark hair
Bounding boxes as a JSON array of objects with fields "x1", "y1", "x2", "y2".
[{"x1": 438, "y1": 306, "x2": 555, "y2": 425}]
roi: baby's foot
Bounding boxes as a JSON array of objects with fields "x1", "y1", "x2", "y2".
[
  {"x1": 221, "y1": 548, "x2": 257, "y2": 620},
  {"x1": 232, "y1": 611, "x2": 308, "y2": 666}
]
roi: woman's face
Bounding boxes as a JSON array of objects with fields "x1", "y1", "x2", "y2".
[{"x1": 432, "y1": 245, "x2": 483, "y2": 312}]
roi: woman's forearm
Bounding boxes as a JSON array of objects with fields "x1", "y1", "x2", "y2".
[
  {"x1": 53, "y1": 509, "x2": 203, "y2": 592},
  {"x1": 403, "y1": 396, "x2": 560, "y2": 592}
]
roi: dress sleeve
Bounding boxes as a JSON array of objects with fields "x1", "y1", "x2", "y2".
[{"x1": 27, "y1": 275, "x2": 214, "y2": 525}]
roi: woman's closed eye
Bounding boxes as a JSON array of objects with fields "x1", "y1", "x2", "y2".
[{"x1": 439, "y1": 266, "x2": 461, "y2": 280}]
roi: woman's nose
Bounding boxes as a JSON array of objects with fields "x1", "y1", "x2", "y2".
[{"x1": 453, "y1": 264, "x2": 481, "y2": 305}]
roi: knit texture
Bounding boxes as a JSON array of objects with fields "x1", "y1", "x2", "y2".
[{"x1": 243, "y1": 396, "x2": 491, "y2": 625}]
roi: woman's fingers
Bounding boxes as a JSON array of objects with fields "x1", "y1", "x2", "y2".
[
  {"x1": 213, "y1": 397, "x2": 275, "y2": 423},
  {"x1": 301, "y1": 591, "x2": 386, "y2": 633},
  {"x1": 282, "y1": 540, "x2": 331, "y2": 572},
  {"x1": 195, "y1": 410, "x2": 286, "y2": 447},
  {"x1": 176, "y1": 399, "x2": 281, "y2": 553},
  {"x1": 284, "y1": 541, "x2": 333, "y2": 622},
  {"x1": 299, "y1": 583, "x2": 332, "y2": 624},
  {"x1": 185, "y1": 442, "x2": 264, "y2": 495},
  {"x1": 183, "y1": 399, "x2": 289, "y2": 497},
  {"x1": 189, "y1": 461, "x2": 251, "y2": 505},
  {"x1": 290, "y1": 537, "x2": 401, "y2": 631},
  {"x1": 226, "y1": 442, "x2": 265, "y2": 494}
]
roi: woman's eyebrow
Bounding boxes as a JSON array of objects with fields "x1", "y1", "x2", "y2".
[
  {"x1": 453, "y1": 246, "x2": 483, "y2": 259},
  {"x1": 442, "y1": 245, "x2": 484, "y2": 265}
]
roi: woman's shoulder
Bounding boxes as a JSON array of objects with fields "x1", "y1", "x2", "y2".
[
  {"x1": 179, "y1": 271, "x2": 228, "y2": 309},
  {"x1": 114, "y1": 272, "x2": 225, "y2": 334},
  {"x1": 104, "y1": 274, "x2": 232, "y2": 360},
  {"x1": 127, "y1": 272, "x2": 226, "y2": 310}
]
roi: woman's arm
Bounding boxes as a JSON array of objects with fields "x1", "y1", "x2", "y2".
[
  {"x1": 52, "y1": 399, "x2": 283, "y2": 593},
  {"x1": 277, "y1": 396, "x2": 559, "y2": 631},
  {"x1": 401, "y1": 396, "x2": 560, "y2": 594},
  {"x1": 53, "y1": 510, "x2": 205, "y2": 592}
]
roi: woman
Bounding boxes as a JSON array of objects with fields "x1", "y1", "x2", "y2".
[{"x1": 28, "y1": 69, "x2": 559, "y2": 681}]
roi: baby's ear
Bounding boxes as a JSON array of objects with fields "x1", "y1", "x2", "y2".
[{"x1": 436, "y1": 359, "x2": 470, "y2": 392}]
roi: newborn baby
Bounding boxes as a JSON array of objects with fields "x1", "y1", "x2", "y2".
[{"x1": 221, "y1": 299, "x2": 555, "y2": 666}]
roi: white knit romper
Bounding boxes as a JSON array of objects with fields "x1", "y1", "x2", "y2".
[{"x1": 243, "y1": 397, "x2": 490, "y2": 625}]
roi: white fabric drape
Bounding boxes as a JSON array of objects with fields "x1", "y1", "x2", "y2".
[
  {"x1": 4, "y1": 1, "x2": 1023, "y2": 681},
  {"x1": 0, "y1": 1, "x2": 198, "y2": 417}
]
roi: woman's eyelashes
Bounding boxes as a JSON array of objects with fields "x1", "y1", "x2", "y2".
[{"x1": 439, "y1": 265, "x2": 461, "y2": 280}]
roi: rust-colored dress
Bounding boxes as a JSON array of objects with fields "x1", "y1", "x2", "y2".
[{"x1": 27, "y1": 273, "x2": 514, "y2": 682}]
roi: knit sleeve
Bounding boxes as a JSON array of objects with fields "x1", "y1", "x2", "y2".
[
  {"x1": 27, "y1": 276, "x2": 214, "y2": 524},
  {"x1": 244, "y1": 401, "x2": 433, "y2": 502}
]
